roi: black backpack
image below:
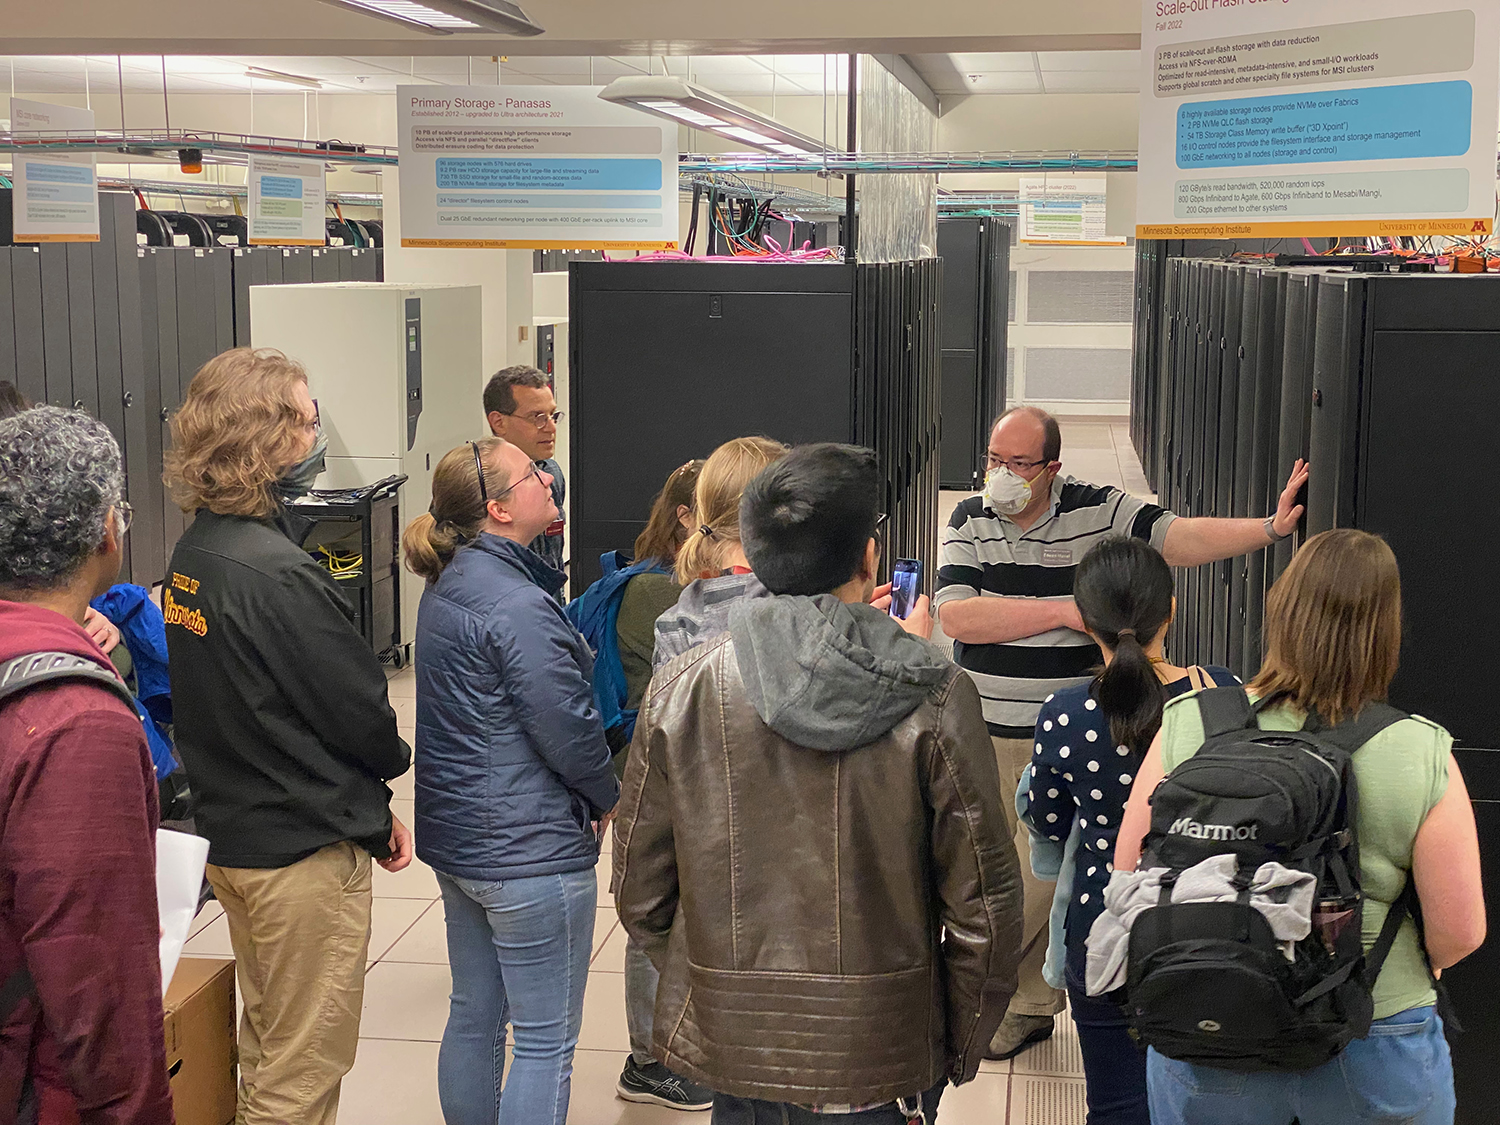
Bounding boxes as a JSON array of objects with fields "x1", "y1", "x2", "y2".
[{"x1": 1125, "y1": 686, "x2": 1419, "y2": 1072}]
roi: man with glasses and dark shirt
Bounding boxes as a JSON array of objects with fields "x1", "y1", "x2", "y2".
[
  {"x1": 935, "y1": 405, "x2": 1309, "y2": 1061},
  {"x1": 484, "y1": 366, "x2": 567, "y2": 575}
]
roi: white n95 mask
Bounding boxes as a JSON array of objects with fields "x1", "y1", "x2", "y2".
[{"x1": 984, "y1": 466, "x2": 1038, "y2": 515}]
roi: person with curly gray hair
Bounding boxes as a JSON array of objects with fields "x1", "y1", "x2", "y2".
[{"x1": 0, "y1": 406, "x2": 176, "y2": 1123}]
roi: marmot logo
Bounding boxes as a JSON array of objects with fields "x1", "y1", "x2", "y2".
[{"x1": 1168, "y1": 817, "x2": 1258, "y2": 842}]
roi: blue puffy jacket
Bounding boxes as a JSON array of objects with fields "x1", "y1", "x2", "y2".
[{"x1": 414, "y1": 533, "x2": 620, "y2": 882}]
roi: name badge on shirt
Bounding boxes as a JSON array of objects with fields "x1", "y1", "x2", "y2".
[
  {"x1": 545, "y1": 519, "x2": 565, "y2": 538},
  {"x1": 1042, "y1": 545, "x2": 1073, "y2": 566}
]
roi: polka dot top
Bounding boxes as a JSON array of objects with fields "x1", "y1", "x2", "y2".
[{"x1": 1020, "y1": 665, "x2": 1237, "y2": 948}]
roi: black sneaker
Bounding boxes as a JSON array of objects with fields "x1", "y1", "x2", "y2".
[{"x1": 616, "y1": 1056, "x2": 713, "y2": 1111}]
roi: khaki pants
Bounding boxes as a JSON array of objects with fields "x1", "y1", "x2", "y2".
[
  {"x1": 991, "y1": 736, "x2": 1067, "y2": 1019},
  {"x1": 208, "y1": 841, "x2": 374, "y2": 1125}
]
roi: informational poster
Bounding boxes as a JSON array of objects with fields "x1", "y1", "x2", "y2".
[
  {"x1": 1020, "y1": 176, "x2": 1127, "y2": 244},
  {"x1": 9, "y1": 98, "x2": 99, "y2": 243},
  {"x1": 396, "y1": 85, "x2": 678, "y2": 250},
  {"x1": 247, "y1": 155, "x2": 328, "y2": 246},
  {"x1": 1138, "y1": 2, "x2": 1500, "y2": 239}
]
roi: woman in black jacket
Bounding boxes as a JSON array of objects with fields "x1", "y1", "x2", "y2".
[{"x1": 403, "y1": 438, "x2": 618, "y2": 1125}]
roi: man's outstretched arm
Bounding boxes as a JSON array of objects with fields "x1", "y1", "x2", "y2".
[{"x1": 1162, "y1": 459, "x2": 1308, "y2": 568}]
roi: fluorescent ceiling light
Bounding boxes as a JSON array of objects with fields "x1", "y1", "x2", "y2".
[
  {"x1": 598, "y1": 75, "x2": 829, "y2": 156},
  {"x1": 245, "y1": 67, "x2": 324, "y2": 90},
  {"x1": 316, "y1": 0, "x2": 544, "y2": 35}
]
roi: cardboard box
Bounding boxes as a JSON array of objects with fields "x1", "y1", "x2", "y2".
[{"x1": 163, "y1": 957, "x2": 237, "y2": 1125}]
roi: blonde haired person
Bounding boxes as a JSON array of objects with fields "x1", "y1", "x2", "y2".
[
  {"x1": 403, "y1": 438, "x2": 618, "y2": 1125},
  {"x1": 652, "y1": 436, "x2": 789, "y2": 665},
  {"x1": 1115, "y1": 529, "x2": 1484, "y2": 1125},
  {"x1": 162, "y1": 348, "x2": 412, "y2": 1125}
]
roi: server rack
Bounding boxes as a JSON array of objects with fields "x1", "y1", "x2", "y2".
[
  {"x1": 568, "y1": 258, "x2": 942, "y2": 598},
  {"x1": 1226, "y1": 265, "x2": 1263, "y2": 673},
  {"x1": 0, "y1": 191, "x2": 388, "y2": 589},
  {"x1": 936, "y1": 217, "x2": 1010, "y2": 490},
  {"x1": 1135, "y1": 260, "x2": 1500, "y2": 1121},
  {"x1": 1297, "y1": 275, "x2": 1500, "y2": 1125},
  {"x1": 0, "y1": 192, "x2": 153, "y2": 584}
]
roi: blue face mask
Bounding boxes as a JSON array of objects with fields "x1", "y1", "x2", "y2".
[{"x1": 276, "y1": 430, "x2": 327, "y2": 501}]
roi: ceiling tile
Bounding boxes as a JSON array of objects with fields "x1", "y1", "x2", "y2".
[
  {"x1": 1036, "y1": 50, "x2": 1142, "y2": 72},
  {"x1": 962, "y1": 72, "x2": 1043, "y2": 94},
  {"x1": 945, "y1": 52, "x2": 1039, "y2": 75},
  {"x1": 1041, "y1": 71, "x2": 1138, "y2": 92}
]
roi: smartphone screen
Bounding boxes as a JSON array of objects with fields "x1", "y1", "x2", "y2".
[{"x1": 889, "y1": 559, "x2": 922, "y2": 620}]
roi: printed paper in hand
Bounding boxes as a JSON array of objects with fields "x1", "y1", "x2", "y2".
[{"x1": 157, "y1": 829, "x2": 210, "y2": 989}]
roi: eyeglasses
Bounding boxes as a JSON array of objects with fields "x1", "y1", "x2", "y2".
[
  {"x1": 114, "y1": 501, "x2": 134, "y2": 535},
  {"x1": 985, "y1": 453, "x2": 1051, "y2": 474},
  {"x1": 503, "y1": 409, "x2": 563, "y2": 429},
  {"x1": 494, "y1": 463, "x2": 546, "y2": 499},
  {"x1": 876, "y1": 512, "x2": 889, "y2": 532},
  {"x1": 472, "y1": 442, "x2": 547, "y2": 509}
]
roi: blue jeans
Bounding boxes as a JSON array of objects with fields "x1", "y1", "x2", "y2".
[
  {"x1": 436, "y1": 868, "x2": 597, "y2": 1125},
  {"x1": 1065, "y1": 942, "x2": 1148, "y2": 1125},
  {"x1": 1147, "y1": 1006, "x2": 1454, "y2": 1125},
  {"x1": 624, "y1": 934, "x2": 659, "y2": 1065},
  {"x1": 711, "y1": 1082, "x2": 944, "y2": 1124}
]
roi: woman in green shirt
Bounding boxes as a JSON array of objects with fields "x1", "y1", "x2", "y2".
[{"x1": 1116, "y1": 529, "x2": 1484, "y2": 1125}]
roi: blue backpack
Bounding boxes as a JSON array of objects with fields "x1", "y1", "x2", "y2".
[{"x1": 566, "y1": 550, "x2": 671, "y2": 749}]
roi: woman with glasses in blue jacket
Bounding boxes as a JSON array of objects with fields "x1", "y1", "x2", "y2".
[{"x1": 403, "y1": 438, "x2": 619, "y2": 1125}]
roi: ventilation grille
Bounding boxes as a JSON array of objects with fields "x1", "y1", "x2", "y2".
[
  {"x1": 1008, "y1": 271, "x2": 1018, "y2": 323},
  {"x1": 1015, "y1": 1077, "x2": 1089, "y2": 1125},
  {"x1": 1023, "y1": 347, "x2": 1131, "y2": 401},
  {"x1": 1006, "y1": 348, "x2": 1016, "y2": 400},
  {"x1": 1027, "y1": 271, "x2": 1135, "y2": 324}
]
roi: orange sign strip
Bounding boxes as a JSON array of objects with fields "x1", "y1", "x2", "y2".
[
  {"x1": 14, "y1": 233, "x2": 100, "y2": 243},
  {"x1": 1138, "y1": 219, "x2": 1494, "y2": 239}
]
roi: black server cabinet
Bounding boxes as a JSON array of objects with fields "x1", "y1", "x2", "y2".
[
  {"x1": 936, "y1": 218, "x2": 1010, "y2": 490},
  {"x1": 1209, "y1": 264, "x2": 1243, "y2": 668},
  {"x1": 1243, "y1": 270, "x2": 1289, "y2": 673},
  {"x1": 568, "y1": 262, "x2": 857, "y2": 595},
  {"x1": 1301, "y1": 276, "x2": 1500, "y2": 1125},
  {"x1": 138, "y1": 248, "x2": 182, "y2": 575},
  {"x1": 1226, "y1": 266, "x2": 1263, "y2": 678},
  {"x1": 568, "y1": 259, "x2": 942, "y2": 598},
  {"x1": 8, "y1": 247, "x2": 44, "y2": 408},
  {"x1": 1271, "y1": 270, "x2": 1320, "y2": 580},
  {"x1": 1304, "y1": 273, "x2": 1363, "y2": 535}
]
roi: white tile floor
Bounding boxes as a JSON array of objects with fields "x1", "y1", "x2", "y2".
[{"x1": 180, "y1": 418, "x2": 1147, "y2": 1124}]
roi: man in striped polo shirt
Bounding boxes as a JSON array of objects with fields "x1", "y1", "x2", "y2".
[{"x1": 935, "y1": 406, "x2": 1308, "y2": 1060}]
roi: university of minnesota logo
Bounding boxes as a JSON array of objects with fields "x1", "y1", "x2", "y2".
[{"x1": 163, "y1": 574, "x2": 208, "y2": 637}]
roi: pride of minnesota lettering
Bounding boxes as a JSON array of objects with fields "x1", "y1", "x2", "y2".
[{"x1": 163, "y1": 574, "x2": 208, "y2": 637}]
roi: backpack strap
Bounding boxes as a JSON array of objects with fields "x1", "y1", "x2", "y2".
[
  {"x1": 1364, "y1": 879, "x2": 1418, "y2": 990},
  {"x1": 1310, "y1": 702, "x2": 1408, "y2": 756},
  {"x1": 0, "y1": 652, "x2": 137, "y2": 713},
  {"x1": 1194, "y1": 685, "x2": 1256, "y2": 739}
]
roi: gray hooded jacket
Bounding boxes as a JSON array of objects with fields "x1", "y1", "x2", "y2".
[{"x1": 728, "y1": 594, "x2": 952, "y2": 750}]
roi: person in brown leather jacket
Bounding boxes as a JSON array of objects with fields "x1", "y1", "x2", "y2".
[{"x1": 614, "y1": 443, "x2": 1024, "y2": 1123}]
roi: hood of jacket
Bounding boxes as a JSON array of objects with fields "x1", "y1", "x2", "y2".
[
  {"x1": 0, "y1": 598, "x2": 111, "y2": 667},
  {"x1": 728, "y1": 594, "x2": 951, "y2": 752}
]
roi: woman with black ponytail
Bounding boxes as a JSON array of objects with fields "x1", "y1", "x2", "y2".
[{"x1": 1019, "y1": 536, "x2": 1235, "y2": 1125}]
